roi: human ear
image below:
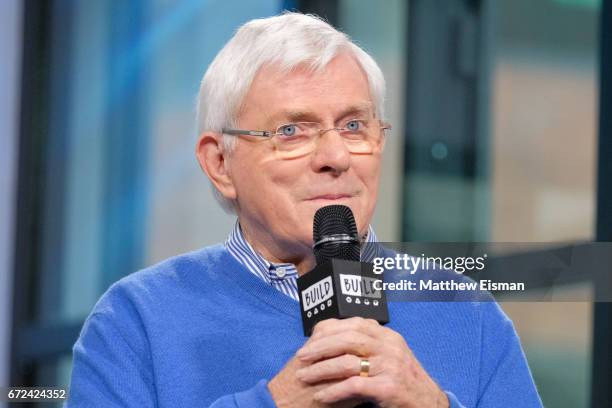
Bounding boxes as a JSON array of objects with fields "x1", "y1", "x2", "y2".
[{"x1": 195, "y1": 132, "x2": 237, "y2": 200}]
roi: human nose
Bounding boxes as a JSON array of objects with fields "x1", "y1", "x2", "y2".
[{"x1": 310, "y1": 128, "x2": 351, "y2": 174}]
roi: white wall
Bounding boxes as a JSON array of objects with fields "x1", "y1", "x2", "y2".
[{"x1": 0, "y1": 0, "x2": 22, "y2": 398}]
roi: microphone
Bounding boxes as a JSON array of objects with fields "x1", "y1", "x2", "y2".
[{"x1": 297, "y1": 205, "x2": 389, "y2": 336}]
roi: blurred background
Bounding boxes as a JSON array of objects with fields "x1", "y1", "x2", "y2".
[{"x1": 1, "y1": 0, "x2": 611, "y2": 407}]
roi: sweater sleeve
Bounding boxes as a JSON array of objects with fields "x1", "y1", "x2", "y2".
[
  {"x1": 474, "y1": 302, "x2": 543, "y2": 407},
  {"x1": 66, "y1": 277, "x2": 164, "y2": 408},
  {"x1": 66, "y1": 284, "x2": 278, "y2": 408},
  {"x1": 66, "y1": 309, "x2": 157, "y2": 407}
]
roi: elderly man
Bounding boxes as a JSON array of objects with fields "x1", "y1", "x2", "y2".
[{"x1": 68, "y1": 13, "x2": 541, "y2": 408}]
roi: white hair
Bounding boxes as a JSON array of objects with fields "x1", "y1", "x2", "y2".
[{"x1": 196, "y1": 12, "x2": 386, "y2": 212}]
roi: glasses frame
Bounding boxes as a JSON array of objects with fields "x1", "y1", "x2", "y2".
[{"x1": 221, "y1": 119, "x2": 392, "y2": 140}]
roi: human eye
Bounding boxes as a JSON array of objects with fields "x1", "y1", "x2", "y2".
[
  {"x1": 278, "y1": 123, "x2": 299, "y2": 137},
  {"x1": 346, "y1": 119, "x2": 361, "y2": 131},
  {"x1": 345, "y1": 119, "x2": 366, "y2": 132}
]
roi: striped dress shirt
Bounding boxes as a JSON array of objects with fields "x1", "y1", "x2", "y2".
[{"x1": 225, "y1": 221, "x2": 380, "y2": 301}]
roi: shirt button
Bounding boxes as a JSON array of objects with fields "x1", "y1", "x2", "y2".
[{"x1": 276, "y1": 267, "x2": 287, "y2": 278}]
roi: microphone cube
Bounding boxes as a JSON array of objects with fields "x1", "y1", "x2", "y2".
[{"x1": 298, "y1": 259, "x2": 389, "y2": 336}]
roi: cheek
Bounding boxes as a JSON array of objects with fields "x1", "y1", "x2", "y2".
[
  {"x1": 356, "y1": 159, "x2": 382, "y2": 222},
  {"x1": 250, "y1": 158, "x2": 307, "y2": 210},
  {"x1": 358, "y1": 158, "x2": 382, "y2": 195}
]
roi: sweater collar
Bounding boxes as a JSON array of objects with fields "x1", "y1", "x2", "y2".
[{"x1": 225, "y1": 220, "x2": 381, "y2": 292}]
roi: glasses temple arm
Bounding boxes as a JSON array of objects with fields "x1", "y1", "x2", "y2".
[{"x1": 221, "y1": 128, "x2": 271, "y2": 137}]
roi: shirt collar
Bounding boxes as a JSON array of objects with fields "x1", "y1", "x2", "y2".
[{"x1": 225, "y1": 220, "x2": 380, "y2": 282}]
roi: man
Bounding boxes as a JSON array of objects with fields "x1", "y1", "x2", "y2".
[{"x1": 67, "y1": 13, "x2": 542, "y2": 407}]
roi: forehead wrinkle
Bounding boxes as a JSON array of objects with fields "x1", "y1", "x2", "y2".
[{"x1": 267, "y1": 101, "x2": 374, "y2": 127}]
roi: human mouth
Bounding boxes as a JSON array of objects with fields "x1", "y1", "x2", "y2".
[{"x1": 306, "y1": 194, "x2": 354, "y2": 201}]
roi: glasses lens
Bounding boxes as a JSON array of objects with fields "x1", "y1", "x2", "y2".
[
  {"x1": 273, "y1": 123, "x2": 386, "y2": 159},
  {"x1": 345, "y1": 140, "x2": 375, "y2": 154},
  {"x1": 345, "y1": 127, "x2": 385, "y2": 154},
  {"x1": 274, "y1": 136, "x2": 315, "y2": 159}
]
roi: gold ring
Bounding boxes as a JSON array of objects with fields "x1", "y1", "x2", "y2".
[{"x1": 360, "y1": 359, "x2": 370, "y2": 377}]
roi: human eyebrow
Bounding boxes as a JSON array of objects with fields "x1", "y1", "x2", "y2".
[
  {"x1": 269, "y1": 110, "x2": 321, "y2": 126},
  {"x1": 336, "y1": 102, "x2": 375, "y2": 121},
  {"x1": 267, "y1": 102, "x2": 375, "y2": 127}
]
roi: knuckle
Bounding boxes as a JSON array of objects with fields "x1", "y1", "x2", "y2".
[
  {"x1": 346, "y1": 317, "x2": 364, "y2": 330},
  {"x1": 358, "y1": 322, "x2": 370, "y2": 333},
  {"x1": 314, "y1": 318, "x2": 336, "y2": 334},
  {"x1": 389, "y1": 345, "x2": 405, "y2": 361},
  {"x1": 348, "y1": 335, "x2": 369, "y2": 355},
  {"x1": 312, "y1": 321, "x2": 325, "y2": 333},
  {"x1": 343, "y1": 355, "x2": 358, "y2": 375},
  {"x1": 384, "y1": 327, "x2": 404, "y2": 342},
  {"x1": 357, "y1": 318, "x2": 372, "y2": 332},
  {"x1": 365, "y1": 318, "x2": 379, "y2": 328},
  {"x1": 379, "y1": 379, "x2": 398, "y2": 396}
]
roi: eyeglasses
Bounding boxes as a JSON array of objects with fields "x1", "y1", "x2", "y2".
[{"x1": 222, "y1": 118, "x2": 391, "y2": 159}]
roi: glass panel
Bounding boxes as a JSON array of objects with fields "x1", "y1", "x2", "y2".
[
  {"x1": 30, "y1": 354, "x2": 72, "y2": 407},
  {"x1": 502, "y1": 298, "x2": 592, "y2": 407},
  {"x1": 144, "y1": 0, "x2": 281, "y2": 264},
  {"x1": 492, "y1": 0, "x2": 599, "y2": 406},
  {"x1": 33, "y1": 0, "x2": 282, "y2": 325},
  {"x1": 492, "y1": 0, "x2": 598, "y2": 242},
  {"x1": 339, "y1": 0, "x2": 407, "y2": 241}
]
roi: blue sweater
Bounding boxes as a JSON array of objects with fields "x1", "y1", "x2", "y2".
[{"x1": 67, "y1": 245, "x2": 542, "y2": 407}]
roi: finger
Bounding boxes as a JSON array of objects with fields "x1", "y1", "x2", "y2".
[
  {"x1": 319, "y1": 322, "x2": 412, "y2": 358},
  {"x1": 311, "y1": 317, "x2": 382, "y2": 340},
  {"x1": 297, "y1": 331, "x2": 376, "y2": 362},
  {"x1": 313, "y1": 375, "x2": 381, "y2": 404},
  {"x1": 296, "y1": 354, "x2": 363, "y2": 383}
]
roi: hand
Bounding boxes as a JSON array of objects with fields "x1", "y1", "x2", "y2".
[
  {"x1": 294, "y1": 317, "x2": 449, "y2": 408},
  {"x1": 268, "y1": 354, "x2": 364, "y2": 408}
]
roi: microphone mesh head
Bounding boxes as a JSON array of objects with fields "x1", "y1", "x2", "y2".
[{"x1": 313, "y1": 205, "x2": 360, "y2": 264}]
